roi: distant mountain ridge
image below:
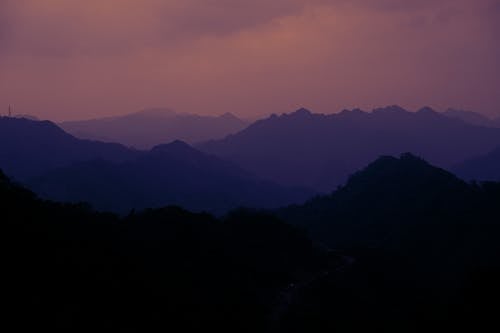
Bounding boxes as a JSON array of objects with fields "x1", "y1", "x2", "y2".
[
  {"x1": 1, "y1": 116, "x2": 310, "y2": 213},
  {"x1": 442, "y1": 108, "x2": 498, "y2": 127},
  {"x1": 60, "y1": 108, "x2": 249, "y2": 149},
  {"x1": 26, "y1": 139, "x2": 312, "y2": 214},
  {"x1": 199, "y1": 106, "x2": 500, "y2": 191},
  {"x1": 0, "y1": 116, "x2": 137, "y2": 181}
]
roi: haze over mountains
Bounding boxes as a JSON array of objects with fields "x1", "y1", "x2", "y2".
[
  {"x1": 442, "y1": 109, "x2": 500, "y2": 128},
  {"x1": 2, "y1": 104, "x2": 500, "y2": 214},
  {"x1": 28, "y1": 140, "x2": 311, "y2": 214},
  {"x1": 3, "y1": 0, "x2": 500, "y2": 330},
  {"x1": 0, "y1": 116, "x2": 137, "y2": 180},
  {"x1": 0, "y1": 116, "x2": 309, "y2": 214},
  {"x1": 3, "y1": 106, "x2": 500, "y2": 331},
  {"x1": 200, "y1": 106, "x2": 500, "y2": 191},
  {"x1": 60, "y1": 108, "x2": 248, "y2": 149}
]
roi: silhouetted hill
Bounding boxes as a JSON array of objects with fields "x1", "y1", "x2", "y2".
[
  {"x1": 2, "y1": 169, "x2": 325, "y2": 332},
  {"x1": 442, "y1": 108, "x2": 496, "y2": 127},
  {"x1": 277, "y1": 154, "x2": 500, "y2": 331},
  {"x1": 279, "y1": 153, "x2": 487, "y2": 248},
  {"x1": 27, "y1": 140, "x2": 312, "y2": 214},
  {"x1": 452, "y1": 146, "x2": 500, "y2": 181},
  {"x1": 0, "y1": 116, "x2": 137, "y2": 180},
  {"x1": 199, "y1": 106, "x2": 500, "y2": 191},
  {"x1": 60, "y1": 108, "x2": 249, "y2": 149},
  {"x1": 4, "y1": 153, "x2": 500, "y2": 332}
]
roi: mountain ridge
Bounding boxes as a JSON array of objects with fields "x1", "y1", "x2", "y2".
[
  {"x1": 27, "y1": 139, "x2": 313, "y2": 214},
  {"x1": 0, "y1": 116, "x2": 138, "y2": 181},
  {"x1": 199, "y1": 106, "x2": 500, "y2": 191},
  {"x1": 60, "y1": 108, "x2": 249, "y2": 149}
]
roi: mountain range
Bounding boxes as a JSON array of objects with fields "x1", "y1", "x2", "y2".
[
  {"x1": 28, "y1": 140, "x2": 311, "y2": 214},
  {"x1": 442, "y1": 108, "x2": 500, "y2": 127},
  {"x1": 60, "y1": 108, "x2": 248, "y2": 149},
  {"x1": 0, "y1": 116, "x2": 137, "y2": 181},
  {"x1": 4, "y1": 152, "x2": 500, "y2": 332},
  {"x1": 3, "y1": 105, "x2": 500, "y2": 214},
  {"x1": 199, "y1": 106, "x2": 500, "y2": 191},
  {"x1": 0, "y1": 116, "x2": 309, "y2": 214}
]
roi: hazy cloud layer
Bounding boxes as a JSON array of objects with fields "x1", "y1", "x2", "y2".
[{"x1": 0, "y1": 0, "x2": 499, "y2": 120}]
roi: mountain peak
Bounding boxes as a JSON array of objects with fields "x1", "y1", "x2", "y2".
[
  {"x1": 443, "y1": 108, "x2": 494, "y2": 127},
  {"x1": 219, "y1": 112, "x2": 239, "y2": 120},
  {"x1": 344, "y1": 152, "x2": 462, "y2": 194},
  {"x1": 289, "y1": 108, "x2": 313, "y2": 117},
  {"x1": 1, "y1": 116, "x2": 69, "y2": 137},
  {"x1": 373, "y1": 105, "x2": 408, "y2": 114},
  {"x1": 417, "y1": 106, "x2": 438, "y2": 115},
  {"x1": 135, "y1": 108, "x2": 177, "y2": 117},
  {"x1": 151, "y1": 140, "x2": 193, "y2": 153},
  {"x1": 338, "y1": 108, "x2": 367, "y2": 117}
]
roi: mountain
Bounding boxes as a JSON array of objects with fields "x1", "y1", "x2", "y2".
[
  {"x1": 60, "y1": 108, "x2": 249, "y2": 149},
  {"x1": 279, "y1": 153, "x2": 482, "y2": 249},
  {"x1": 0, "y1": 116, "x2": 137, "y2": 181},
  {"x1": 14, "y1": 114, "x2": 40, "y2": 121},
  {"x1": 277, "y1": 154, "x2": 500, "y2": 332},
  {"x1": 5, "y1": 154, "x2": 500, "y2": 331},
  {"x1": 2, "y1": 169, "x2": 324, "y2": 332},
  {"x1": 452, "y1": 146, "x2": 500, "y2": 181},
  {"x1": 199, "y1": 106, "x2": 500, "y2": 191},
  {"x1": 442, "y1": 108, "x2": 496, "y2": 127},
  {"x1": 27, "y1": 140, "x2": 312, "y2": 214}
]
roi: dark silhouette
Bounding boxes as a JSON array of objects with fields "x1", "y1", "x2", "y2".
[
  {"x1": 1, "y1": 169, "x2": 326, "y2": 332},
  {"x1": 277, "y1": 153, "x2": 500, "y2": 332},
  {"x1": 452, "y1": 146, "x2": 500, "y2": 181},
  {"x1": 60, "y1": 108, "x2": 249, "y2": 149},
  {"x1": 199, "y1": 106, "x2": 500, "y2": 191},
  {"x1": 26, "y1": 140, "x2": 313, "y2": 214},
  {"x1": 3, "y1": 153, "x2": 500, "y2": 332}
]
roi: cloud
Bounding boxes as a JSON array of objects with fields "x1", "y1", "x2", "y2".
[
  {"x1": 0, "y1": 0, "x2": 324, "y2": 56},
  {"x1": 0, "y1": 0, "x2": 499, "y2": 119}
]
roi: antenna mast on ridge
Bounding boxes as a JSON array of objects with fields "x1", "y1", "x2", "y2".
[{"x1": 8, "y1": 105, "x2": 12, "y2": 117}]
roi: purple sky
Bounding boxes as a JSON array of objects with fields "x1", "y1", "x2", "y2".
[{"x1": 0, "y1": 0, "x2": 499, "y2": 120}]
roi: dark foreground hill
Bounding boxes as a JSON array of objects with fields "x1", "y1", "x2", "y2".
[
  {"x1": 27, "y1": 140, "x2": 312, "y2": 214},
  {"x1": 4, "y1": 152, "x2": 500, "y2": 332},
  {"x1": 2, "y1": 169, "x2": 325, "y2": 332},
  {"x1": 278, "y1": 153, "x2": 500, "y2": 332},
  {"x1": 60, "y1": 108, "x2": 248, "y2": 149},
  {"x1": 199, "y1": 106, "x2": 500, "y2": 191}
]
